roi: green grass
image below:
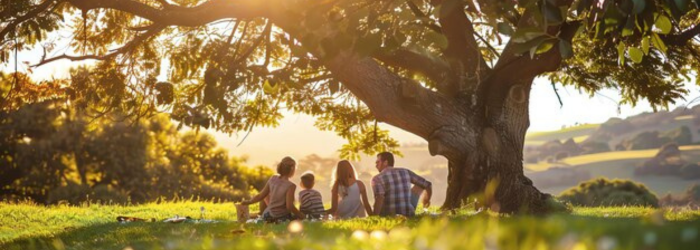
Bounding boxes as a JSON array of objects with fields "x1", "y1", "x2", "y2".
[
  {"x1": 2, "y1": 201, "x2": 700, "y2": 250},
  {"x1": 525, "y1": 124, "x2": 600, "y2": 146},
  {"x1": 526, "y1": 145, "x2": 700, "y2": 171}
]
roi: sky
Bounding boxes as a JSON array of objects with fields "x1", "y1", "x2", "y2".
[{"x1": 3, "y1": 38, "x2": 700, "y2": 167}]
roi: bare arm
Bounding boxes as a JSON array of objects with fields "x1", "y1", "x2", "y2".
[
  {"x1": 422, "y1": 185, "x2": 433, "y2": 209},
  {"x1": 357, "y1": 181, "x2": 373, "y2": 216},
  {"x1": 240, "y1": 182, "x2": 269, "y2": 205},
  {"x1": 286, "y1": 185, "x2": 304, "y2": 219},
  {"x1": 326, "y1": 182, "x2": 339, "y2": 216}
]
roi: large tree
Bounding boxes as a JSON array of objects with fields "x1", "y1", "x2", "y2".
[{"x1": 2, "y1": 0, "x2": 699, "y2": 213}]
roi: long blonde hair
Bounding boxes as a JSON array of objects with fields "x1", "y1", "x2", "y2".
[{"x1": 331, "y1": 160, "x2": 358, "y2": 196}]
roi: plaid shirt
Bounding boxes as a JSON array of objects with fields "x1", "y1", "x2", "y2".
[{"x1": 371, "y1": 167, "x2": 431, "y2": 216}]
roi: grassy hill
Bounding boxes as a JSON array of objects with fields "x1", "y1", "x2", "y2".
[
  {"x1": 525, "y1": 145, "x2": 700, "y2": 195},
  {"x1": 525, "y1": 124, "x2": 600, "y2": 146},
  {"x1": 1, "y1": 201, "x2": 699, "y2": 250}
]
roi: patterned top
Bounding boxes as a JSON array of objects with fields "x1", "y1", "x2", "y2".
[
  {"x1": 299, "y1": 189, "x2": 325, "y2": 219},
  {"x1": 371, "y1": 167, "x2": 431, "y2": 216}
]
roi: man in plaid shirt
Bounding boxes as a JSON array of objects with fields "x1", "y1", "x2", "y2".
[{"x1": 371, "y1": 152, "x2": 432, "y2": 216}]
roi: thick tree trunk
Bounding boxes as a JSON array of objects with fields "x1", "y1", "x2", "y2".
[
  {"x1": 321, "y1": 52, "x2": 562, "y2": 214},
  {"x1": 441, "y1": 78, "x2": 556, "y2": 214}
]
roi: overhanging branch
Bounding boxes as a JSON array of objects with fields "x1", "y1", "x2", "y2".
[
  {"x1": 372, "y1": 48, "x2": 450, "y2": 83},
  {"x1": 663, "y1": 24, "x2": 700, "y2": 46},
  {"x1": 0, "y1": 0, "x2": 60, "y2": 45},
  {"x1": 66, "y1": 0, "x2": 267, "y2": 27},
  {"x1": 434, "y1": 0, "x2": 491, "y2": 83},
  {"x1": 32, "y1": 24, "x2": 166, "y2": 67}
]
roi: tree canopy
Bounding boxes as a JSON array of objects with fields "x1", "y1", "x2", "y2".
[{"x1": 1, "y1": 0, "x2": 699, "y2": 165}]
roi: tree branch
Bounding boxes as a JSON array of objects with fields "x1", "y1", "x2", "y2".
[
  {"x1": 66, "y1": 0, "x2": 267, "y2": 27},
  {"x1": 32, "y1": 24, "x2": 166, "y2": 67},
  {"x1": 434, "y1": 0, "x2": 491, "y2": 85},
  {"x1": 663, "y1": 23, "x2": 700, "y2": 46},
  {"x1": 325, "y1": 52, "x2": 473, "y2": 160},
  {"x1": 0, "y1": 0, "x2": 59, "y2": 44},
  {"x1": 372, "y1": 48, "x2": 450, "y2": 83}
]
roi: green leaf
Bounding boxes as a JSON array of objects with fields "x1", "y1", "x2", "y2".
[
  {"x1": 641, "y1": 36, "x2": 650, "y2": 55},
  {"x1": 628, "y1": 47, "x2": 644, "y2": 63},
  {"x1": 674, "y1": 0, "x2": 691, "y2": 12},
  {"x1": 511, "y1": 27, "x2": 547, "y2": 43},
  {"x1": 542, "y1": 1, "x2": 563, "y2": 25},
  {"x1": 558, "y1": 39, "x2": 573, "y2": 59},
  {"x1": 263, "y1": 79, "x2": 278, "y2": 95},
  {"x1": 622, "y1": 16, "x2": 635, "y2": 37},
  {"x1": 497, "y1": 22, "x2": 515, "y2": 36},
  {"x1": 512, "y1": 36, "x2": 550, "y2": 54},
  {"x1": 632, "y1": 0, "x2": 646, "y2": 14},
  {"x1": 654, "y1": 14, "x2": 672, "y2": 34},
  {"x1": 535, "y1": 39, "x2": 556, "y2": 54},
  {"x1": 617, "y1": 42, "x2": 626, "y2": 66},
  {"x1": 650, "y1": 32, "x2": 668, "y2": 53}
]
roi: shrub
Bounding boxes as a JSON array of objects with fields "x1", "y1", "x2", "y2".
[
  {"x1": 661, "y1": 126, "x2": 693, "y2": 146},
  {"x1": 618, "y1": 131, "x2": 671, "y2": 150},
  {"x1": 558, "y1": 178, "x2": 659, "y2": 207},
  {"x1": 579, "y1": 141, "x2": 610, "y2": 154}
]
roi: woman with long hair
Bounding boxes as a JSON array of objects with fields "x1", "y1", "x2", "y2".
[
  {"x1": 239, "y1": 156, "x2": 304, "y2": 222},
  {"x1": 326, "y1": 160, "x2": 372, "y2": 219}
]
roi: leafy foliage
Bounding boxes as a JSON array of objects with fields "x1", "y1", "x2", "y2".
[
  {"x1": 3, "y1": 0, "x2": 699, "y2": 161},
  {"x1": 0, "y1": 96, "x2": 272, "y2": 204}
]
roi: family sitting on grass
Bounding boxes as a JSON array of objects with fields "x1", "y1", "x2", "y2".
[{"x1": 237, "y1": 152, "x2": 432, "y2": 222}]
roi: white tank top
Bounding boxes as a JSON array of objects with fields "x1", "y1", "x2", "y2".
[{"x1": 336, "y1": 182, "x2": 366, "y2": 219}]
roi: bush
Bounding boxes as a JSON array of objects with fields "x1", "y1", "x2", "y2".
[
  {"x1": 617, "y1": 131, "x2": 671, "y2": 150},
  {"x1": 661, "y1": 126, "x2": 693, "y2": 146},
  {"x1": 558, "y1": 178, "x2": 659, "y2": 207},
  {"x1": 579, "y1": 141, "x2": 610, "y2": 154}
]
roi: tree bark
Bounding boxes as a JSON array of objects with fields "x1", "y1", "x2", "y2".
[{"x1": 440, "y1": 77, "x2": 555, "y2": 214}]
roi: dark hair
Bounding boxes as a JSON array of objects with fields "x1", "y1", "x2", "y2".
[
  {"x1": 377, "y1": 152, "x2": 394, "y2": 166},
  {"x1": 277, "y1": 156, "x2": 296, "y2": 176},
  {"x1": 300, "y1": 172, "x2": 315, "y2": 189}
]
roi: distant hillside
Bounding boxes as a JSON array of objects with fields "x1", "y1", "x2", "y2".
[
  {"x1": 525, "y1": 105, "x2": 700, "y2": 148},
  {"x1": 525, "y1": 145, "x2": 700, "y2": 196},
  {"x1": 525, "y1": 123, "x2": 600, "y2": 146}
]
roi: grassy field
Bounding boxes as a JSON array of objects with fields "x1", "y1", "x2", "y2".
[
  {"x1": 1, "y1": 201, "x2": 700, "y2": 250},
  {"x1": 526, "y1": 145, "x2": 700, "y2": 172},
  {"x1": 525, "y1": 145, "x2": 700, "y2": 195},
  {"x1": 525, "y1": 124, "x2": 600, "y2": 146}
]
